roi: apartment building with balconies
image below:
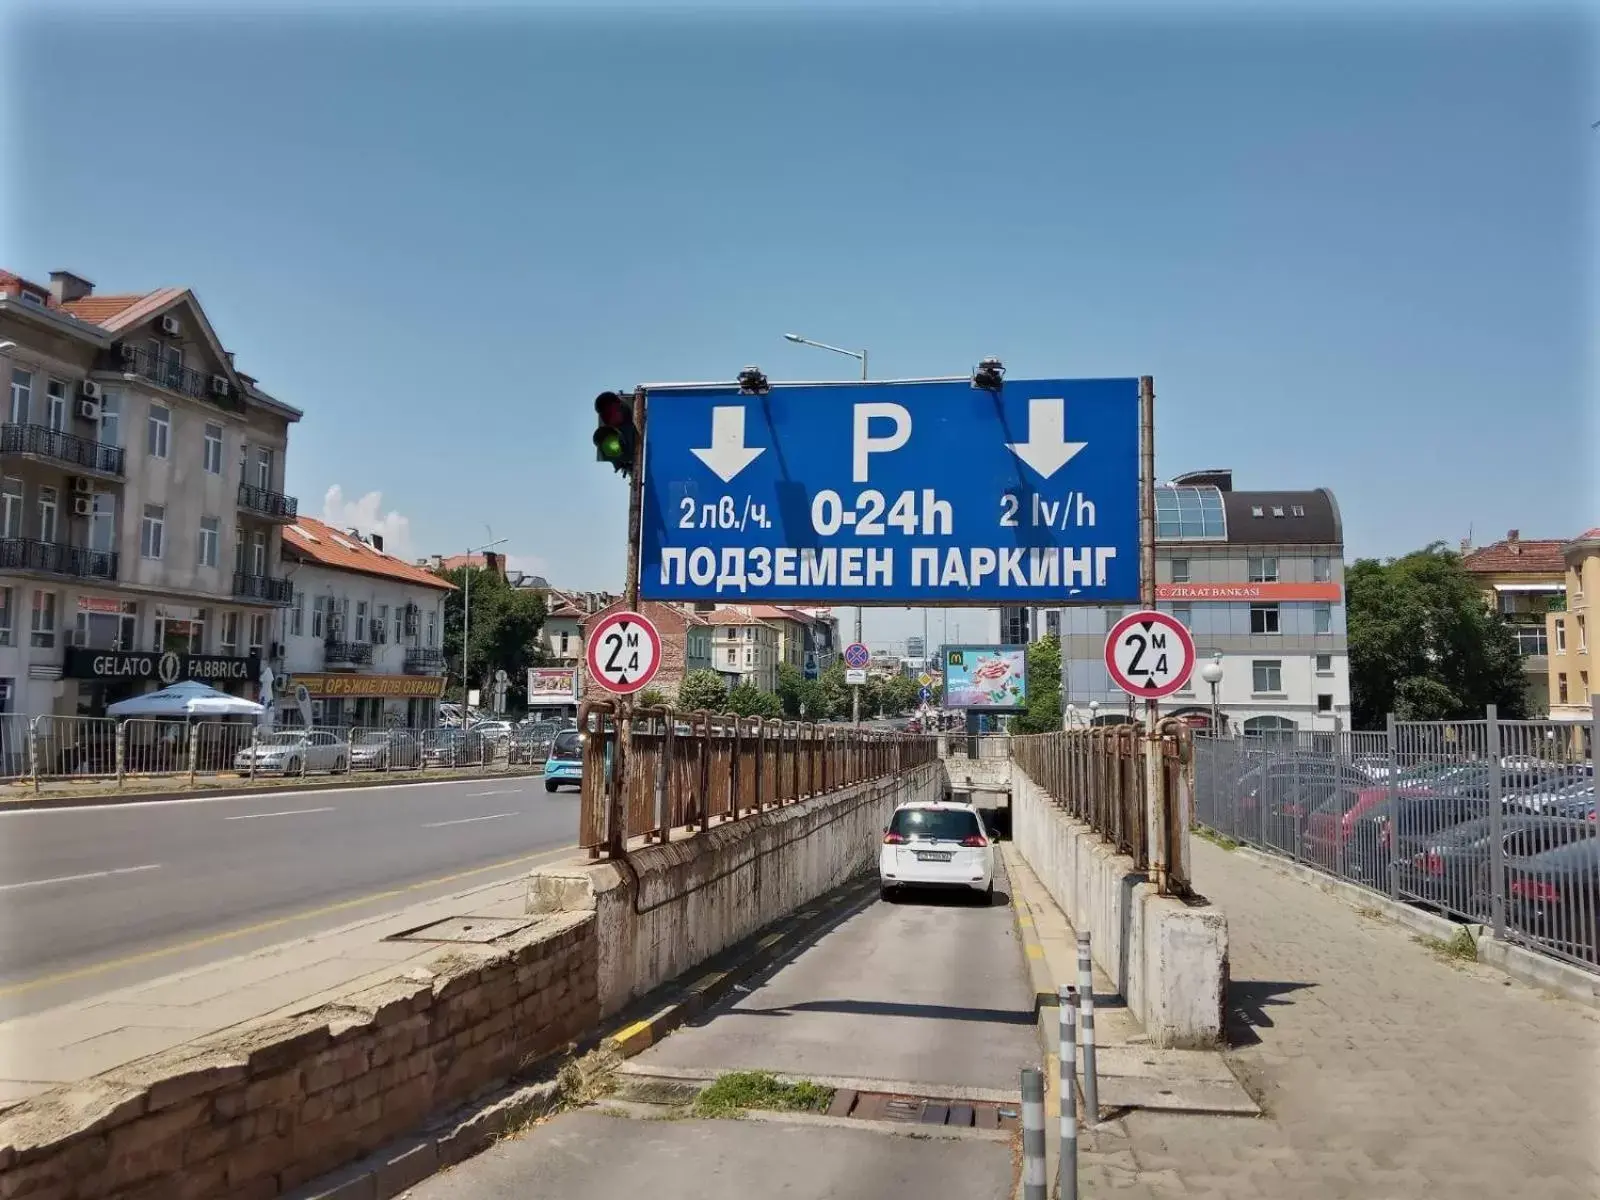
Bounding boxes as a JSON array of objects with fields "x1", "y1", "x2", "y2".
[
  {"x1": 0, "y1": 268, "x2": 301, "y2": 717},
  {"x1": 1546, "y1": 528, "x2": 1597, "y2": 726},
  {"x1": 279, "y1": 518, "x2": 455, "y2": 728},
  {"x1": 1462, "y1": 530, "x2": 1566, "y2": 717}
]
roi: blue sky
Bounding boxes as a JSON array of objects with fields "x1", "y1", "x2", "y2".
[{"x1": 5, "y1": 2, "x2": 1593, "y2": 646}]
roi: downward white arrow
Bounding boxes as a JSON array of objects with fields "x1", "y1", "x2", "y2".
[
  {"x1": 1005, "y1": 397, "x2": 1087, "y2": 480},
  {"x1": 691, "y1": 406, "x2": 766, "y2": 483}
]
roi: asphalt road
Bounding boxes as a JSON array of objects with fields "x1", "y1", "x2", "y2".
[
  {"x1": 411, "y1": 864, "x2": 1034, "y2": 1200},
  {"x1": 0, "y1": 776, "x2": 580, "y2": 1017}
]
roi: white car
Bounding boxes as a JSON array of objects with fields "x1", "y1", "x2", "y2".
[
  {"x1": 878, "y1": 800, "x2": 995, "y2": 903},
  {"x1": 233, "y1": 730, "x2": 349, "y2": 775}
]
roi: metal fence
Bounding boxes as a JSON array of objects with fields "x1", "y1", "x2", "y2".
[
  {"x1": 1009, "y1": 721, "x2": 1195, "y2": 895},
  {"x1": 1193, "y1": 708, "x2": 1598, "y2": 974},
  {"x1": 578, "y1": 700, "x2": 941, "y2": 855},
  {"x1": 0, "y1": 716, "x2": 538, "y2": 790}
]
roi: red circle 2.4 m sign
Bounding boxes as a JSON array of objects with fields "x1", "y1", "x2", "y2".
[
  {"x1": 586, "y1": 610, "x2": 663, "y2": 696},
  {"x1": 1103, "y1": 609, "x2": 1196, "y2": 700}
]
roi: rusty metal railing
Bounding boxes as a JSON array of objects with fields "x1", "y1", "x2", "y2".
[
  {"x1": 1010, "y1": 720, "x2": 1194, "y2": 895},
  {"x1": 578, "y1": 699, "x2": 940, "y2": 856}
]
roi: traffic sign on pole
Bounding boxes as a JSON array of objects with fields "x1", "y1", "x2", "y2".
[
  {"x1": 586, "y1": 610, "x2": 663, "y2": 696},
  {"x1": 919, "y1": 685, "x2": 932, "y2": 703},
  {"x1": 845, "y1": 668, "x2": 867, "y2": 686},
  {"x1": 639, "y1": 378, "x2": 1140, "y2": 605},
  {"x1": 843, "y1": 642, "x2": 870, "y2": 670},
  {"x1": 1103, "y1": 610, "x2": 1196, "y2": 700}
]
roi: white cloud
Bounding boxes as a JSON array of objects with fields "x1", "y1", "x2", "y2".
[{"x1": 321, "y1": 485, "x2": 414, "y2": 559}]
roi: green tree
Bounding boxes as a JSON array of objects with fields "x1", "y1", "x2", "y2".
[
  {"x1": 1013, "y1": 634, "x2": 1063, "y2": 734},
  {"x1": 726, "y1": 682, "x2": 783, "y2": 718},
  {"x1": 636, "y1": 686, "x2": 669, "y2": 710},
  {"x1": 676, "y1": 669, "x2": 730, "y2": 713},
  {"x1": 438, "y1": 567, "x2": 547, "y2": 710},
  {"x1": 882, "y1": 674, "x2": 919, "y2": 715},
  {"x1": 818, "y1": 657, "x2": 851, "y2": 719},
  {"x1": 1347, "y1": 544, "x2": 1528, "y2": 728}
]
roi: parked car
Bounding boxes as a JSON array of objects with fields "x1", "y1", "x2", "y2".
[
  {"x1": 878, "y1": 800, "x2": 995, "y2": 903},
  {"x1": 509, "y1": 724, "x2": 558, "y2": 765},
  {"x1": 543, "y1": 729, "x2": 584, "y2": 792},
  {"x1": 1506, "y1": 838, "x2": 1600, "y2": 962},
  {"x1": 1235, "y1": 759, "x2": 1374, "y2": 852},
  {"x1": 234, "y1": 730, "x2": 349, "y2": 775},
  {"x1": 349, "y1": 729, "x2": 422, "y2": 771},
  {"x1": 1393, "y1": 814, "x2": 1592, "y2": 916},
  {"x1": 423, "y1": 728, "x2": 489, "y2": 768}
]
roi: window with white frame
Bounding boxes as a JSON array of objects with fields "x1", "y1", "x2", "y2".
[
  {"x1": 426, "y1": 610, "x2": 436, "y2": 647},
  {"x1": 220, "y1": 611, "x2": 239, "y2": 654},
  {"x1": 1313, "y1": 602, "x2": 1332, "y2": 635},
  {"x1": 251, "y1": 531, "x2": 266, "y2": 576},
  {"x1": 153, "y1": 605, "x2": 206, "y2": 654},
  {"x1": 1312, "y1": 556, "x2": 1332, "y2": 583},
  {"x1": 373, "y1": 604, "x2": 389, "y2": 645},
  {"x1": 198, "y1": 516, "x2": 219, "y2": 567},
  {"x1": 1251, "y1": 659, "x2": 1283, "y2": 693},
  {"x1": 312, "y1": 596, "x2": 327, "y2": 639},
  {"x1": 203, "y1": 423, "x2": 224, "y2": 475},
  {"x1": 1555, "y1": 618, "x2": 1566, "y2": 652},
  {"x1": 146, "y1": 403, "x2": 170, "y2": 459},
  {"x1": 0, "y1": 586, "x2": 12, "y2": 646},
  {"x1": 1172, "y1": 602, "x2": 1192, "y2": 629},
  {"x1": 72, "y1": 599, "x2": 137, "y2": 651},
  {"x1": 36, "y1": 486, "x2": 58, "y2": 544},
  {"x1": 0, "y1": 678, "x2": 11, "y2": 713},
  {"x1": 9, "y1": 369, "x2": 31, "y2": 424},
  {"x1": 89, "y1": 493, "x2": 115, "y2": 553},
  {"x1": 30, "y1": 590, "x2": 56, "y2": 648},
  {"x1": 98, "y1": 391, "x2": 121, "y2": 447},
  {"x1": 248, "y1": 613, "x2": 266, "y2": 654},
  {"x1": 140, "y1": 504, "x2": 165, "y2": 559},
  {"x1": 1315, "y1": 653, "x2": 1333, "y2": 674},
  {"x1": 1317, "y1": 693, "x2": 1334, "y2": 713},
  {"x1": 255, "y1": 446, "x2": 273, "y2": 490},
  {"x1": 0, "y1": 477, "x2": 20, "y2": 538},
  {"x1": 45, "y1": 379, "x2": 68, "y2": 432},
  {"x1": 1250, "y1": 603, "x2": 1280, "y2": 635},
  {"x1": 391, "y1": 607, "x2": 402, "y2": 644},
  {"x1": 290, "y1": 593, "x2": 304, "y2": 637},
  {"x1": 1169, "y1": 557, "x2": 1190, "y2": 584},
  {"x1": 1247, "y1": 556, "x2": 1278, "y2": 583},
  {"x1": 355, "y1": 600, "x2": 368, "y2": 642}
]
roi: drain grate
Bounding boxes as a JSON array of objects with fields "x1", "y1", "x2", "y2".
[
  {"x1": 384, "y1": 916, "x2": 540, "y2": 944},
  {"x1": 829, "y1": 1090, "x2": 1018, "y2": 1132}
]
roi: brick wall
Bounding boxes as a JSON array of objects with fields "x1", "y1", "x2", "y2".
[
  {"x1": 579, "y1": 600, "x2": 689, "y2": 700},
  {"x1": 0, "y1": 913, "x2": 597, "y2": 1200}
]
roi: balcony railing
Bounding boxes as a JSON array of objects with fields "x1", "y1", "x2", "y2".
[
  {"x1": 232, "y1": 572, "x2": 294, "y2": 606},
  {"x1": 237, "y1": 482, "x2": 299, "y2": 522},
  {"x1": 115, "y1": 344, "x2": 239, "y2": 407},
  {"x1": 0, "y1": 537, "x2": 117, "y2": 581},
  {"x1": 0, "y1": 423, "x2": 125, "y2": 477},
  {"x1": 325, "y1": 640, "x2": 374, "y2": 667},
  {"x1": 404, "y1": 648, "x2": 445, "y2": 674}
]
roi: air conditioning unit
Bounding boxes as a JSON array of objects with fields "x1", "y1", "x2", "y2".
[
  {"x1": 70, "y1": 476, "x2": 93, "y2": 494},
  {"x1": 159, "y1": 314, "x2": 181, "y2": 336},
  {"x1": 210, "y1": 375, "x2": 231, "y2": 397},
  {"x1": 80, "y1": 380, "x2": 103, "y2": 401},
  {"x1": 72, "y1": 496, "x2": 92, "y2": 517},
  {"x1": 77, "y1": 399, "x2": 100, "y2": 421}
]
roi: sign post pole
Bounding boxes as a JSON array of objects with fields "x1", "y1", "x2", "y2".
[
  {"x1": 1137, "y1": 375, "x2": 1167, "y2": 893},
  {"x1": 607, "y1": 387, "x2": 648, "y2": 858}
]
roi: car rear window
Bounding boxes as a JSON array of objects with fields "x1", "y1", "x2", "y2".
[
  {"x1": 889, "y1": 808, "x2": 981, "y2": 842},
  {"x1": 550, "y1": 732, "x2": 582, "y2": 760}
]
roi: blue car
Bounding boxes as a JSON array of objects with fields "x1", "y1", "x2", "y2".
[{"x1": 543, "y1": 729, "x2": 584, "y2": 792}]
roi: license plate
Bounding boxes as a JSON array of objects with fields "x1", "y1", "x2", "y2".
[{"x1": 915, "y1": 851, "x2": 953, "y2": 862}]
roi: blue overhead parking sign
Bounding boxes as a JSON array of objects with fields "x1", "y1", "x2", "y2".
[{"x1": 640, "y1": 377, "x2": 1140, "y2": 605}]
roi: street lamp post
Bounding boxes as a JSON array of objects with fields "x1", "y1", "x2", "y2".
[
  {"x1": 1200, "y1": 652, "x2": 1225, "y2": 737},
  {"x1": 783, "y1": 333, "x2": 870, "y2": 725},
  {"x1": 461, "y1": 538, "x2": 509, "y2": 715}
]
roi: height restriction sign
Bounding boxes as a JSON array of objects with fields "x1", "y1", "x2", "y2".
[
  {"x1": 586, "y1": 610, "x2": 663, "y2": 696},
  {"x1": 1103, "y1": 609, "x2": 1195, "y2": 700}
]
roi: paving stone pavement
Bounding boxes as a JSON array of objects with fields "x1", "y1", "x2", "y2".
[{"x1": 1076, "y1": 839, "x2": 1600, "y2": 1200}]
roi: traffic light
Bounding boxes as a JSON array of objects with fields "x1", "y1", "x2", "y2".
[{"x1": 593, "y1": 391, "x2": 638, "y2": 478}]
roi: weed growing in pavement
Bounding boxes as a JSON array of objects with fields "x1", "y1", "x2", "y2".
[
  {"x1": 692, "y1": 1071, "x2": 834, "y2": 1119},
  {"x1": 1192, "y1": 825, "x2": 1239, "y2": 851},
  {"x1": 1416, "y1": 927, "x2": 1479, "y2": 964}
]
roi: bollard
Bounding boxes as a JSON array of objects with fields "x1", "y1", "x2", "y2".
[
  {"x1": 1020, "y1": 1067, "x2": 1047, "y2": 1200},
  {"x1": 1077, "y1": 931, "x2": 1099, "y2": 1123},
  {"x1": 1059, "y1": 986, "x2": 1079, "y2": 1200}
]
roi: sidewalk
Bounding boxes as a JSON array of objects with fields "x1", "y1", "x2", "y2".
[
  {"x1": 0, "y1": 860, "x2": 573, "y2": 1113},
  {"x1": 1068, "y1": 839, "x2": 1600, "y2": 1199}
]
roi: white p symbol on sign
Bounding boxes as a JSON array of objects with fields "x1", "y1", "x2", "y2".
[{"x1": 852, "y1": 402, "x2": 911, "y2": 483}]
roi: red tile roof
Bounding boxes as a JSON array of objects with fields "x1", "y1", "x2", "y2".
[
  {"x1": 58, "y1": 291, "x2": 159, "y2": 327},
  {"x1": 701, "y1": 608, "x2": 774, "y2": 627},
  {"x1": 1461, "y1": 537, "x2": 1566, "y2": 576},
  {"x1": 283, "y1": 517, "x2": 456, "y2": 591},
  {"x1": 1571, "y1": 528, "x2": 1600, "y2": 543}
]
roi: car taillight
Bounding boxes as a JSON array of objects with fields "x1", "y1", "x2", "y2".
[
  {"x1": 884, "y1": 832, "x2": 906, "y2": 845},
  {"x1": 1420, "y1": 852, "x2": 1444, "y2": 877},
  {"x1": 960, "y1": 834, "x2": 988, "y2": 848},
  {"x1": 1511, "y1": 879, "x2": 1560, "y2": 902}
]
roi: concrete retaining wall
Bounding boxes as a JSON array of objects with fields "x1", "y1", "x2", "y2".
[
  {"x1": 529, "y1": 762, "x2": 943, "y2": 1017},
  {"x1": 0, "y1": 914, "x2": 596, "y2": 1200},
  {"x1": 1011, "y1": 765, "x2": 1228, "y2": 1048}
]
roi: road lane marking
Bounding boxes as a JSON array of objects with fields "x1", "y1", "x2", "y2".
[
  {"x1": 466, "y1": 788, "x2": 521, "y2": 797},
  {"x1": 0, "y1": 864, "x2": 162, "y2": 892},
  {"x1": 423, "y1": 812, "x2": 517, "y2": 828},
  {"x1": 224, "y1": 807, "x2": 336, "y2": 821},
  {"x1": 0, "y1": 843, "x2": 577, "y2": 998},
  {"x1": 0, "y1": 774, "x2": 549, "y2": 816}
]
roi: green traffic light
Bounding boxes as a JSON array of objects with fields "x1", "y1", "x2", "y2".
[{"x1": 595, "y1": 430, "x2": 623, "y2": 460}]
